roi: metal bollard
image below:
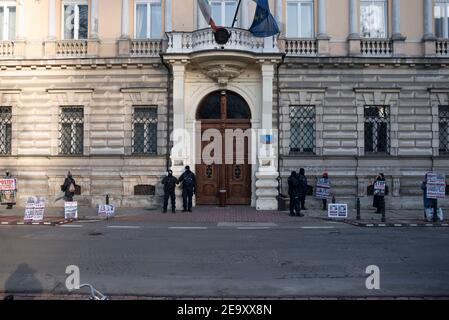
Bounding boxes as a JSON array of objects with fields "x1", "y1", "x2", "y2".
[
  {"x1": 356, "y1": 197, "x2": 361, "y2": 220},
  {"x1": 381, "y1": 198, "x2": 386, "y2": 222},
  {"x1": 332, "y1": 195, "x2": 336, "y2": 204},
  {"x1": 106, "y1": 195, "x2": 109, "y2": 205}
]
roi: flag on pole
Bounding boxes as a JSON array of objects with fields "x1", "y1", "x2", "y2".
[
  {"x1": 249, "y1": 0, "x2": 279, "y2": 37},
  {"x1": 198, "y1": 0, "x2": 218, "y2": 31}
]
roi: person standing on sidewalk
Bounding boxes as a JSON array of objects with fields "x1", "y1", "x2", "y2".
[
  {"x1": 3, "y1": 171, "x2": 16, "y2": 209},
  {"x1": 319, "y1": 172, "x2": 330, "y2": 211},
  {"x1": 421, "y1": 173, "x2": 438, "y2": 222},
  {"x1": 372, "y1": 173, "x2": 386, "y2": 214},
  {"x1": 61, "y1": 171, "x2": 77, "y2": 202},
  {"x1": 178, "y1": 166, "x2": 196, "y2": 212},
  {"x1": 161, "y1": 169, "x2": 178, "y2": 213},
  {"x1": 298, "y1": 168, "x2": 308, "y2": 210},
  {"x1": 288, "y1": 171, "x2": 303, "y2": 217}
]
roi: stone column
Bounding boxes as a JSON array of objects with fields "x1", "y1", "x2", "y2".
[
  {"x1": 392, "y1": 0, "x2": 406, "y2": 56},
  {"x1": 90, "y1": 0, "x2": 99, "y2": 39},
  {"x1": 317, "y1": 0, "x2": 330, "y2": 55},
  {"x1": 423, "y1": 0, "x2": 436, "y2": 57},
  {"x1": 348, "y1": 0, "x2": 361, "y2": 56},
  {"x1": 118, "y1": 0, "x2": 131, "y2": 56},
  {"x1": 44, "y1": 0, "x2": 57, "y2": 57},
  {"x1": 255, "y1": 63, "x2": 279, "y2": 211},
  {"x1": 165, "y1": 0, "x2": 172, "y2": 32},
  {"x1": 14, "y1": 0, "x2": 26, "y2": 57}
]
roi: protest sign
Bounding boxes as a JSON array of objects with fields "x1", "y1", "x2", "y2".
[
  {"x1": 0, "y1": 179, "x2": 16, "y2": 191},
  {"x1": 0, "y1": 179, "x2": 16, "y2": 205},
  {"x1": 374, "y1": 181, "x2": 386, "y2": 196},
  {"x1": 24, "y1": 197, "x2": 45, "y2": 222},
  {"x1": 65, "y1": 201, "x2": 78, "y2": 219},
  {"x1": 98, "y1": 204, "x2": 116, "y2": 218},
  {"x1": 427, "y1": 173, "x2": 446, "y2": 199},
  {"x1": 315, "y1": 178, "x2": 330, "y2": 199},
  {"x1": 328, "y1": 204, "x2": 348, "y2": 218}
]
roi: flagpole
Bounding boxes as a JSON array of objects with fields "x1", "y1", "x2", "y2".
[{"x1": 231, "y1": 0, "x2": 242, "y2": 28}]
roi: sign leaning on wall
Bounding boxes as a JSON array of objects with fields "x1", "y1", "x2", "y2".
[
  {"x1": 98, "y1": 204, "x2": 116, "y2": 218},
  {"x1": 24, "y1": 197, "x2": 46, "y2": 222},
  {"x1": 328, "y1": 204, "x2": 348, "y2": 218},
  {"x1": 65, "y1": 201, "x2": 78, "y2": 219}
]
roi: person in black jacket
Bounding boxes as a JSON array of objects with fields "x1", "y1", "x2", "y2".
[
  {"x1": 288, "y1": 171, "x2": 303, "y2": 217},
  {"x1": 162, "y1": 169, "x2": 178, "y2": 213},
  {"x1": 61, "y1": 171, "x2": 77, "y2": 202},
  {"x1": 298, "y1": 168, "x2": 308, "y2": 210},
  {"x1": 372, "y1": 173, "x2": 386, "y2": 214},
  {"x1": 178, "y1": 166, "x2": 196, "y2": 212}
]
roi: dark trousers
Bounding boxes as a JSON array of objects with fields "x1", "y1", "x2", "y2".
[
  {"x1": 300, "y1": 195, "x2": 306, "y2": 209},
  {"x1": 163, "y1": 191, "x2": 176, "y2": 211},
  {"x1": 182, "y1": 189, "x2": 193, "y2": 211},
  {"x1": 425, "y1": 199, "x2": 438, "y2": 220},
  {"x1": 322, "y1": 199, "x2": 327, "y2": 210},
  {"x1": 289, "y1": 195, "x2": 300, "y2": 215}
]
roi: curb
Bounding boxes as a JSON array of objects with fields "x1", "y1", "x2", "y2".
[
  {"x1": 345, "y1": 220, "x2": 449, "y2": 227},
  {"x1": 0, "y1": 218, "x2": 78, "y2": 226}
]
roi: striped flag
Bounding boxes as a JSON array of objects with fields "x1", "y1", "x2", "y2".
[{"x1": 198, "y1": 0, "x2": 218, "y2": 31}]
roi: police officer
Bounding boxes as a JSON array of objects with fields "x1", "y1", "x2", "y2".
[
  {"x1": 162, "y1": 169, "x2": 178, "y2": 213},
  {"x1": 178, "y1": 166, "x2": 196, "y2": 212},
  {"x1": 61, "y1": 171, "x2": 77, "y2": 202}
]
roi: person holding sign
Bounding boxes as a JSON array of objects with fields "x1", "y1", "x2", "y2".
[
  {"x1": 421, "y1": 172, "x2": 444, "y2": 222},
  {"x1": 372, "y1": 173, "x2": 386, "y2": 214},
  {"x1": 61, "y1": 171, "x2": 78, "y2": 202},
  {"x1": 1, "y1": 171, "x2": 17, "y2": 209},
  {"x1": 315, "y1": 172, "x2": 330, "y2": 211}
]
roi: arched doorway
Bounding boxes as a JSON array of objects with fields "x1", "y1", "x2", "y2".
[{"x1": 196, "y1": 90, "x2": 252, "y2": 205}]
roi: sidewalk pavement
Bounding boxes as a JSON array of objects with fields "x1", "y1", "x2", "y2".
[{"x1": 0, "y1": 204, "x2": 447, "y2": 227}]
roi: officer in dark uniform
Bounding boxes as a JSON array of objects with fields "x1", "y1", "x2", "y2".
[
  {"x1": 161, "y1": 169, "x2": 178, "y2": 213},
  {"x1": 288, "y1": 171, "x2": 303, "y2": 217},
  {"x1": 178, "y1": 166, "x2": 196, "y2": 212}
]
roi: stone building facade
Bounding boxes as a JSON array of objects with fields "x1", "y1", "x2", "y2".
[{"x1": 0, "y1": 0, "x2": 448, "y2": 210}]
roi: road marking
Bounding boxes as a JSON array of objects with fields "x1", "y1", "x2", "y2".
[
  {"x1": 237, "y1": 227, "x2": 271, "y2": 230},
  {"x1": 107, "y1": 226, "x2": 142, "y2": 229},
  {"x1": 1, "y1": 222, "x2": 8, "y2": 225},
  {"x1": 301, "y1": 226, "x2": 335, "y2": 229},
  {"x1": 169, "y1": 227, "x2": 208, "y2": 230},
  {"x1": 218, "y1": 222, "x2": 278, "y2": 228},
  {"x1": 60, "y1": 224, "x2": 84, "y2": 228}
]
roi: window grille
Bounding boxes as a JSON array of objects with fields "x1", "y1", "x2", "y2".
[
  {"x1": 0, "y1": 106, "x2": 12, "y2": 155},
  {"x1": 289, "y1": 106, "x2": 316, "y2": 154},
  {"x1": 132, "y1": 107, "x2": 158, "y2": 155},
  {"x1": 59, "y1": 107, "x2": 84, "y2": 155},
  {"x1": 439, "y1": 106, "x2": 449, "y2": 154},
  {"x1": 364, "y1": 105, "x2": 390, "y2": 154}
]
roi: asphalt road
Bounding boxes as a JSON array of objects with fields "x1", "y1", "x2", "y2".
[{"x1": 1, "y1": 220, "x2": 449, "y2": 298}]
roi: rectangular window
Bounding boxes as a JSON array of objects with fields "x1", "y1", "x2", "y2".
[
  {"x1": 364, "y1": 105, "x2": 390, "y2": 154},
  {"x1": 286, "y1": 0, "x2": 314, "y2": 38},
  {"x1": 132, "y1": 107, "x2": 158, "y2": 155},
  {"x1": 435, "y1": 0, "x2": 449, "y2": 38},
  {"x1": 0, "y1": 106, "x2": 12, "y2": 155},
  {"x1": 289, "y1": 106, "x2": 316, "y2": 154},
  {"x1": 59, "y1": 107, "x2": 84, "y2": 155},
  {"x1": 0, "y1": 3, "x2": 16, "y2": 40},
  {"x1": 360, "y1": 0, "x2": 387, "y2": 38},
  {"x1": 439, "y1": 106, "x2": 449, "y2": 154},
  {"x1": 135, "y1": 0, "x2": 162, "y2": 39},
  {"x1": 62, "y1": 1, "x2": 88, "y2": 40},
  {"x1": 208, "y1": 0, "x2": 237, "y2": 27}
]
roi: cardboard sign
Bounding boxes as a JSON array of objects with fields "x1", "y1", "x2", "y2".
[
  {"x1": 64, "y1": 201, "x2": 78, "y2": 219},
  {"x1": 315, "y1": 178, "x2": 330, "y2": 199},
  {"x1": 328, "y1": 204, "x2": 348, "y2": 218},
  {"x1": 98, "y1": 204, "x2": 115, "y2": 217},
  {"x1": 374, "y1": 181, "x2": 386, "y2": 196},
  {"x1": 1, "y1": 190, "x2": 16, "y2": 205},
  {"x1": 0, "y1": 179, "x2": 16, "y2": 191},
  {"x1": 24, "y1": 197, "x2": 45, "y2": 222},
  {"x1": 427, "y1": 173, "x2": 446, "y2": 199}
]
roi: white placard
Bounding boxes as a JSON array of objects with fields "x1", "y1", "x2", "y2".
[
  {"x1": 64, "y1": 201, "x2": 78, "y2": 219},
  {"x1": 24, "y1": 197, "x2": 45, "y2": 222},
  {"x1": 98, "y1": 204, "x2": 115, "y2": 217},
  {"x1": 328, "y1": 204, "x2": 348, "y2": 218}
]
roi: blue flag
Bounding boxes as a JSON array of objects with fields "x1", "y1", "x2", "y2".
[{"x1": 249, "y1": 0, "x2": 279, "y2": 37}]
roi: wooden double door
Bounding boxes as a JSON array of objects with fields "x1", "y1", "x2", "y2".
[{"x1": 195, "y1": 91, "x2": 252, "y2": 206}]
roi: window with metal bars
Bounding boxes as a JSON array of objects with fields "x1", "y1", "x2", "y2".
[
  {"x1": 289, "y1": 106, "x2": 316, "y2": 154},
  {"x1": 59, "y1": 107, "x2": 84, "y2": 155},
  {"x1": 364, "y1": 105, "x2": 390, "y2": 154},
  {"x1": 439, "y1": 106, "x2": 449, "y2": 154},
  {"x1": 0, "y1": 106, "x2": 12, "y2": 155},
  {"x1": 132, "y1": 106, "x2": 158, "y2": 155}
]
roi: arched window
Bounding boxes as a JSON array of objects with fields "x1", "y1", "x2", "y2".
[{"x1": 197, "y1": 91, "x2": 251, "y2": 120}]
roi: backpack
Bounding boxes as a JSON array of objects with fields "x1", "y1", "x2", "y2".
[
  {"x1": 183, "y1": 173, "x2": 194, "y2": 187},
  {"x1": 69, "y1": 182, "x2": 76, "y2": 193}
]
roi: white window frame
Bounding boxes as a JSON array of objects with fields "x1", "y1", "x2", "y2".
[
  {"x1": 61, "y1": 0, "x2": 89, "y2": 40},
  {"x1": 134, "y1": 0, "x2": 162, "y2": 39},
  {"x1": 0, "y1": 2, "x2": 16, "y2": 41},
  {"x1": 286, "y1": 0, "x2": 314, "y2": 38},
  {"x1": 435, "y1": 0, "x2": 449, "y2": 39},
  {"x1": 360, "y1": 0, "x2": 388, "y2": 39},
  {"x1": 198, "y1": 0, "x2": 239, "y2": 29}
]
